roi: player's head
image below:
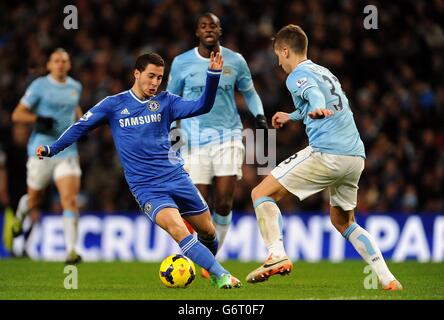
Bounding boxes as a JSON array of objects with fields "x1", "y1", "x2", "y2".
[
  {"x1": 133, "y1": 52, "x2": 165, "y2": 98},
  {"x1": 272, "y1": 24, "x2": 308, "y2": 74},
  {"x1": 195, "y1": 12, "x2": 222, "y2": 48},
  {"x1": 47, "y1": 48, "x2": 71, "y2": 79}
]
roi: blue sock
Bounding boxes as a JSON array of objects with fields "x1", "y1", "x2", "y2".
[
  {"x1": 197, "y1": 234, "x2": 219, "y2": 256},
  {"x1": 179, "y1": 235, "x2": 228, "y2": 277}
]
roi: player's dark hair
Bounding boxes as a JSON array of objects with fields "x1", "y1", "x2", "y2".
[
  {"x1": 272, "y1": 24, "x2": 308, "y2": 55},
  {"x1": 134, "y1": 53, "x2": 165, "y2": 72}
]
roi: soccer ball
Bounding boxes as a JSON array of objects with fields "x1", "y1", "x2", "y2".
[{"x1": 159, "y1": 254, "x2": 196, "y2": 288}]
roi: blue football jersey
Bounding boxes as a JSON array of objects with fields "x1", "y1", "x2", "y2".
[
  {"x1": 20, "y1": 75, "x2": 82, "y2": 158},
  {"x1": 167, "y1": 46, "x2": 264, "y2": 146},
  {"x1": 47, "y1": 70, "x2": 221, "y2": 204},
  {"x1": 287, "y1": 60, "x2": 365, "y2": 157}
]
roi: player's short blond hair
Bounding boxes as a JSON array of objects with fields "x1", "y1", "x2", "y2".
[
  {"x1": 272, "y1": 24, "x2": 308, "y2": 55},
  {"x1": 49, "y1": 48, "x2": 69, "y2": 61}
]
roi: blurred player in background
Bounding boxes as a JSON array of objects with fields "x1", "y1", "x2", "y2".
[
  {"x1": 0, "y1": 125, "x2": 29, "y2": 253},
  {"x1": 0, "y1": 144, "x2": 9, "y2": 210},
  {"x1": 36, "y1": 52, "x2": 242, "y2": 289},
  {"x1": 11, "y1": 48, "x2": 83, "y2": 264},
  {"x1": 246, "y1": 25, "x2": 402, "y2": 290},
  {"x1": 167, "y1": 13, "x2": 268, "y2": 274}
]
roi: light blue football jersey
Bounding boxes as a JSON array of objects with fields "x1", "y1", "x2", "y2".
[
  {"x1": 167, "y1": 46, "x2": 264, "y2": 146},
  {"x1": 287, "y1": 60, "x2": 365, "y2": 157},
  {"x1": 20, "y1": 75, "x2": 82, "y2": 158}
]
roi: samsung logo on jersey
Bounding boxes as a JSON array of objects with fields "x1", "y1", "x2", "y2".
[{"x1": 119, "y1": 114, "x2": 162, "y2": 128}]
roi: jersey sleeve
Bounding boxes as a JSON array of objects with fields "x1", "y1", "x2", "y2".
[
  {"x1": 235, "y1": 54, "x2": 265, "y2": 117},
  {"x1": 168, "y1": 69, "x2": 221, "y2": 122},
  {"x1": 20, "y1": 79, "x2": 42, "y2": 109},
  {"x1": 48, "y1": 97, "x2": 111, "y2": 156},
  {"x1": 77, "y1": 81, "x2": 83, "y2": 98},
  {"x1": 303, "y1": 86, "x2": 326, "y2": 110},
  {"x1": 235, "y1": 53, "x2": 255, "y2": 92},
  {"x1": 166, "y1": 58, "x2": 184, "y2": 96},
  {"x1": 286, "y1": 71, "x2": 319, "y2": 99},
  {"x1": 287, "y1": 71, "x2": 321, "y2": 121}
]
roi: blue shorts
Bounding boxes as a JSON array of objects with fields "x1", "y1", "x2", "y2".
[{"x1": 132, "y1": 171, "x2": 209, "y2": 222}]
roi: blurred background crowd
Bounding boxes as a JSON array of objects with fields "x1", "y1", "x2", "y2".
[{"x1": 0, "y1": 0, "x2": 443, "y2": 215}]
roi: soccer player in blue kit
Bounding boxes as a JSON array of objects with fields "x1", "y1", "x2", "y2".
[
  {"x1": 11, "y1": 48, "x2": 83, "y2": 264},
  {"x1": 246, "y1": 25, "x2": 402, "y2": 290},
  {"x1": 36, "y1": 51, "x2": 242, "y2": 289},
  {"x1": 167, "y1": 13, "x2": 267, "y2": 270}
]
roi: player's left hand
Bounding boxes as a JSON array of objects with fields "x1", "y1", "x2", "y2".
[
  {"x1": 308, "y1": 108, "x2": 333, "y2": 119},
  {"x1": 209, "y1": 51, "x2": 223, "y2": 71},
  {"x1": 255, "y1": 114, "x2": 268, "y2": 130},
  {"x1": 36, "y1": 145, "x2": 50, "y2": 160}
]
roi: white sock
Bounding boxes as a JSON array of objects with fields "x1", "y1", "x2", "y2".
[
  {"x1": 16, "y1": 194, "x2": 30, "y2": 222},
  {"x1": 63, "y1": 210, "x2": 79, "y2": 255},
  {"x1": 343, "y1": 223, "x2": 396, "y2": 287},
  {"x1": 22, "y1": 215, "x2": 33, "y2": 235},
  {"x1": 213, "y1": 212, "x2": 232, "y2": 249},
  {"x1": 254, "y1": 197, "x2": 286, "y2": 258}
]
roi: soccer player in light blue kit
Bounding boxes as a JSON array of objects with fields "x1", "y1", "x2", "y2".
[
  {"x1": 37, "y1": 52, "x2": 241, "y2": 289},
  {"x1": 246, "y1": 25, "x2": 402, "y2": 290},
  {"x1": 167, "y1": 13, "x2": 267, "y2": 265},
  {"x1": 11, "y1": 48, "x2": 83, "y2": 264}
]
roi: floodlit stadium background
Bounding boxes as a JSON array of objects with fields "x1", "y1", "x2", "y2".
[{"x1": 0, "y1": 0, "x2": 443, "y2": 261}]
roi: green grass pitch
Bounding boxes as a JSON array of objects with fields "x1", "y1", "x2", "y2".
[{"x1": 0, "y1": 260, "x2": 443, "y2": 300}]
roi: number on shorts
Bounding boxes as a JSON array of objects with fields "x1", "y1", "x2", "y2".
[{"x1": 283, "y1": 154, "x2": 298, "y2": 165}]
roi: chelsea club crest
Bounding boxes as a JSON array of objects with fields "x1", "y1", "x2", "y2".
[{"x1": 147, "y1": 100, "x2": 160, "y2": 112}]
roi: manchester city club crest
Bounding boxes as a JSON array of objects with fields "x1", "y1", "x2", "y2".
[
  {"x1": 147, "y1": 100, "x2": 160, "y2": 112},
  {"x1": 223, "y1": 66, "x2": 232, "y2": 76},
  {"x1": 144, "y1": 202, "x2": 153, "y2": 214}
]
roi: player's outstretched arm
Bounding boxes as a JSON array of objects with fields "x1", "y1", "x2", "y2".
[
  {"x1": 170, "y1": 52, "x2": 223, "y2": 120},
  {"x1": 35, "y1": 100, "x2": 110, "y2": 159},
  {"x1": 35, "y1": 120, "x2": 92, "y2": 159},
  {"x1": 272, "y1": 108, "x2": 333, "y2": 128},
  {"x1": 236, "y1": 56, "x2": 267, "y2": 129},
  {"x1": 303, "y1": 86, "x2": 333, "y2": 119}
]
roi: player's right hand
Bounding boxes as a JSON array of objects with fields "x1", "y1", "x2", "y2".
[
  {"x1": 272, "y1": 112, "x2": 290, "y2": 129},
  {"x1": 36, "y1": 145, "x2": 50, "y2": 160},
  {"x1": 209, "y1": 51, "x2": 223, "y2": 71}
]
